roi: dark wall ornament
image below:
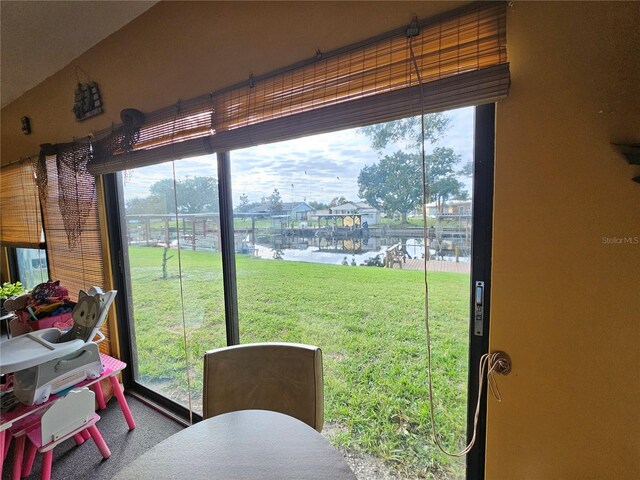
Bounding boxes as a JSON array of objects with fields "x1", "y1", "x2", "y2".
[
  {"x1": 119, "y1": 108, "x2": 145, "y2": 153},
  {"x1": 21, "y1": 116, "x2": 31, "y2": 135},
  {"x1": 73, "y1": 81, "x2": 103, "y2": 121},
  {"x1": 612, "y1": 143, "x2": 640, "y2": 184}
]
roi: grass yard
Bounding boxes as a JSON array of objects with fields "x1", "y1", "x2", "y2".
[{"x1": 128, "y1": 246, "x2": 470, "y2": 478}]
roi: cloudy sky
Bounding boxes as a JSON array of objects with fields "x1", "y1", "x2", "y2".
[{"x1": 123, "y1": 106, "x2": 474, "y2": 206}]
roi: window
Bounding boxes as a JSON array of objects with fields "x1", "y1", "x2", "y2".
[
  {"x1": 0, "y1": 159, "x2": 47, "y2": 290},
  {"x1": 13, "y1": 247, "x2": 49, "y2": 289},
  {"x1": 229, "y1": 110, "x2": 477, "y2": 477},
  {"x1": 100, "y1": 4, "x2": 505, "y2": 477},
  {"x1": 108, "y1": 105, "x2": 497, "y2": 478},
  {"x1": 115, "y1": 158, "x2": 226, "y2": 415}
]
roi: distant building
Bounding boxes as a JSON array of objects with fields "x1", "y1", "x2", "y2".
[
  {"x1": 425, "y1": 199, "x2": 472, "y2": 217},
  {"x1": 247, "y1": 204, "x2": 270, "y2": 216},
  {"x1": 329, "y1": 202, "x2": 359, "y2": 214},
  {"x1": 270, "y1": 214, "x2": 290, "y2": 228},
  {"x1": 330, "y1": 202, "x2": 381, "y2": 224},
  {"x1": 247, "y1": 201, "x2": 315, "y2": 220},
  {"x1": 283, "y1": 202, "x2": 315, "y2": 220}
]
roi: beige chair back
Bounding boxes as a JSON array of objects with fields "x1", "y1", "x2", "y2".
[{"x1": 203, "y1": 342, "x2": 324, "y2": 432}]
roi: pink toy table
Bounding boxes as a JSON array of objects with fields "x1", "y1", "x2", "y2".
[
  {"x1": 23, "y1": 412, "x2": 110, "y2": 480},
  {"x1": 0, "y1": 353, "x2": 135, "y2": 475}
]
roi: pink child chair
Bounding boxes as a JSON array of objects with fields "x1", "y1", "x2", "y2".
[{"x1": 11, "y1": 387, "x2": 110, "y2": 480}]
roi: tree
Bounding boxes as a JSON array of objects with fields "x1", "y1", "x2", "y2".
[
  {"x1": 359, "y1": 113, "x2": 451, "y2": 151},
  {"x1": 161, "y1": 247, "x2": 174, "y2": 280},
  {"x1": 148, "y1": 179, "x2": 176, "y2": 214},
  {"x1": 148, "y1": 176, "x2": 219, "y2": 214},
  {"x1": 426, "y1": 147, "x2": 469, "y2": 212},
  {"x1": 237, "y1": 194, "x2": 250, "y2": 212},
  {"x1": 126, "y1": 195, "x2": 165, "y2": 215},
  {"x1": 358, "y1": 113, "x2": 469, "y2": 222},
  {"x1": 329, "y1": 196, "x2": 348, "y2": 208},
  {"x1": 178, "y1": 176, "x2": 218, "y2": 213},
  {"x1": 358, "y1": 148, "x2": 468, "y2": 223},
  {"x1": 358, "y1": 151, "x2": 420, "y2": 224},
  {"x1": 308, "y1": 200, "x2": 329, "y2": 210},
  {"x1": 268, "y1": 189, "x2": 284, "y2": 214}
]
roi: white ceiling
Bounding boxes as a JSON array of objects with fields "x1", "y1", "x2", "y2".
[{"x1": 1, "y1": 1, "x2": 158, "y2": 108}]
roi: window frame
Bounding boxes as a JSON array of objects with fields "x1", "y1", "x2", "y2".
[
  {"x1": 465, "y1": 103, "x2": 495, "y2": 480},
  {"x1": 4, "y1": 243, "x2": 49, "y2": 286},
  {"x1": 105, "y1": 104, "x2": 495, "y2": 479}
]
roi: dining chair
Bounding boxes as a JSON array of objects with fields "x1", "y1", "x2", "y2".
[{"x1": 203, "y1": 343, "x2": 324, "y2": 432}]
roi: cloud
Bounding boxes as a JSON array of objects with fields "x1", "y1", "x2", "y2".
[{"x1": 124, "y1": 107, "x2": 475, "y2": 204}]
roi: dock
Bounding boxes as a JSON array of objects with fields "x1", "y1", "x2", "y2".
[{"x1": 396, "y1": 258, "x2": 470, "y2": 274}]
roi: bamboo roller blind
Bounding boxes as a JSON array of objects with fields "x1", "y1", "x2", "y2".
[
  {"x1": 91, "y1": 97, "x2": 214, "y2": 174},
  {"x1": 214, "y1": 2, "x2": 506, "y2": 131},
  {"x1": 39, "y1": 149, "x2": 112, "y2": 354},
  {"x1": 0, "y1": 160, "x2": 43, "y2": 248},
  {"x1": 89, "y1": 1, "x2": 508, "y2": 174}
]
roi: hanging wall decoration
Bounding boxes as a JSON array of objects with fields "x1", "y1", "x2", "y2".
[
  {"x1": 91, "y1": 108, "x2": 145, "y2": 177},
  {"x1": 73, "y1": 81, "x2": 103, "y2": 121},
  {"x1": 36, "y1": 141, "x2": 95, "y2": 247},
  {"x1": 119, "y1": 108, "x2": 145, "y2": 153},
  {"x1": 56, "y1": 141, "x2": 95, "y2": 247},
  {"x1": 36, "y1": 143, "x2": 57, "y2": 202},
  {"x1": 72, "y1": 67, "x2": 103, "y2": 121}
]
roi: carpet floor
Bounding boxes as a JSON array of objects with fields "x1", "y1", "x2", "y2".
[{"x1": 2, "y1": 394, "x2": 184, "y2": 480}]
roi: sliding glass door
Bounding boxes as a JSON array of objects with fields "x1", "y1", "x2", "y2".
[
  {"x1": 229, "y1": 107, "x2": 482, "y2": 478},
  {"x1": 108, "y1": 105, "x2": 494, "y2": 479},
  {"x1": 115, "y1": 157, "x2": 226, "y2": 414}
]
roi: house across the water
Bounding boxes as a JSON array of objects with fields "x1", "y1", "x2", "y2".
[{"x1": 330, "y1": 202, "x2": 380, "y2": 225}]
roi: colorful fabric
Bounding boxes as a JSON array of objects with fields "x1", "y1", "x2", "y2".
[{"x1": 29, "y1": 280, "x2": 70, "y2": 304}]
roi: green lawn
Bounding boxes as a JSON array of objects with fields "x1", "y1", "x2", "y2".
[{"x1": 128, "y1": 246, "x2": 470, "y2": 478}]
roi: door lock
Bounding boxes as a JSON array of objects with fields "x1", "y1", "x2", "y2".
[{"x1": 474, "y1": 281, "x2": 484, "y2": 336}]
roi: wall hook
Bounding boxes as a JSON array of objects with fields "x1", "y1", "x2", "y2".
[{"x1": 490, "y1": 351, "x2": 512, "y2": 375}]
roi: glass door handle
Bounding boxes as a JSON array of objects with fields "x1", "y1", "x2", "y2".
[{"x1": 474, "y1": 281, "x2": 484, "y2": 336}]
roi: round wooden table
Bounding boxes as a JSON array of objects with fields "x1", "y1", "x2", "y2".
[{"x1": 110, "y1": 409, "x2": 356, "y2": 479}]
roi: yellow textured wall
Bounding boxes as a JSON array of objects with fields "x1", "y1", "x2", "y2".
[
  {"x1": 1, "y1": 1, "x2": 639, "y2": 477},
  {"x1": 0, "y1": 1, "x2": 459, "y2": 164},
  {"x1": 488, "y1": 2, "x2": 640, "y2": 479}
]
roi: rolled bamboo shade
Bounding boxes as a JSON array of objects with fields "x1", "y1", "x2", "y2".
[
  {"x1": 0, "y1": 159, "x2": 43, "y2": 248},
  {"x1": 39, "y1": 150, "x2": 111, "y2": 354},
  {"x1": 91, "y1": 97, "x2": 214, "y2": 174},
  {"x1": 89, "y1": 1, "x2": 508, "y2": 175}
]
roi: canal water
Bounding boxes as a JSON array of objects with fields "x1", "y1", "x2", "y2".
[
  {"x1": 243, "y1": 235, "x2": 470, "y2": 266},
  {"x1": 127, "y1": 224, "x2": 471, "y2": 265}
]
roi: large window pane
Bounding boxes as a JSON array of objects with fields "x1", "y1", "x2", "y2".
[
  {"x1": 121, "y1": 157, "x2": 226, "y2": 414},
  {"x1": 15, "y1": 247, "x2": 48, "y2": 290},
  {"x1": 230, "y1": 108, "x2": 474, "y2": 478}
]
